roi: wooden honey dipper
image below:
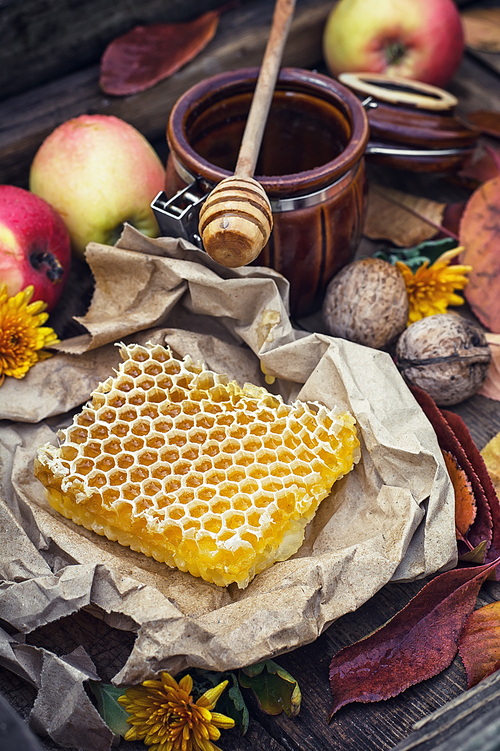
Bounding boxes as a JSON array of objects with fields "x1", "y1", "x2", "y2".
[{"x1": 198, "y1": 0, "x2": 296, "y2": 267}]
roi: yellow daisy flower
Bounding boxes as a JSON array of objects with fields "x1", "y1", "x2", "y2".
[
  {"x1": 0, "y1": 284, "x2": 59, "y2": 387},
  {"x1": 395, "y1": 246, "x2": 472, "y2": 325},
  {"x1": 118, "y1": 671, "x2": 235, "y2": 751}
]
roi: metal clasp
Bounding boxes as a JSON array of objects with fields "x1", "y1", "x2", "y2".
[{"x1": 151, "y1": 181, "x2": 209, "y2": 249}]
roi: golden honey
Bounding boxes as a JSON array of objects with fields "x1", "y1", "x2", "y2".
[{"x1": 35, "y1": 343, "x2": 360, "y2": 588}]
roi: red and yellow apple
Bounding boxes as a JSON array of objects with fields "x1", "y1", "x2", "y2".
[
  {"x1": 323, "y1": 0, "x2": 465, "y2": 88},
  {"x1": 0, "y1": 185, "x2": 71, "y2": 312},
  {"x1": 29, "y1": 114, "x2": 165, "y2": 257}
]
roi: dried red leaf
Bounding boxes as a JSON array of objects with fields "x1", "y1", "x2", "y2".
[
  {"x1": 466, "y1": 111, "x2": 500, "y2": 140},
  {"x1": 459, "y1": 600, "x2": 500, "y2": 687},
  {"x1": 443, "y1": 407, "x2": 500, "y2": 568},
  {"x1": 442, "y1": 450, "x2": 477, "y2": 539},
  {"x1": 100, "y1": 10, "x2": 221, "y2": 96},
  {"x1": 328, "y1": 558, "x2": 500, "y2": 718},
  {"x1": 459, "y1": 175, "x2": 500, "y2": 332},
  {"x1": 410, "y1": 386, "x2": 493, "y2": 555}
]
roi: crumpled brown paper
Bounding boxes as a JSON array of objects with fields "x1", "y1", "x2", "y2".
[{"x1": 0, "y1": 225, "x2": 457, "y2": 749}]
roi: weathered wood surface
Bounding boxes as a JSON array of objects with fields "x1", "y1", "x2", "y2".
[
  {"x1": 0, "y1": 0, "x2": 332, "y2": 188},
  {"x1": 3, "y1": 1, "x2": 500, "y2": 750},
  {"x1": 0, "y1": 0, "x2": 229, "y2": 101},
  {"x1": 391, "y1": 668, "x2": 500, "y2": 751}
]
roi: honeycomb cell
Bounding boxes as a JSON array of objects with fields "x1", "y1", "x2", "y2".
[
  {"x1": 123, "y1": 436, "x2": 144, "y2": 452},
  {"x1": 130, "y1": 467, "x2": 148, "y2": 483},
  {"x1": 60, "y1": 445, "x2": 78, "y2": 461},
  {"x1": 146, "y1": 388, "x2": 166, "y2": 405},
  {"x1": 97, "y1": 407, "x2": 117, "y2": 424},
  {"x1": 193, "y1": 455, "x2": 213, "y2": 474},
  {"x1": 96, "y1": 456, "x2": 115, "y2": 472},
  {"x1": 146, "y1": 434, "x2": 165, "y2": 450},
  {"x1": 153, "y1": 417, "x2": 173, "y2": 433},
  {"x1": 151, "y1": 464, "x2": 171, "y2": 480},
  {"x1": 185, "y1": 472, "x2": 203, "y2": 488},
  {"x1": 138, "y1": 450, "x2": 158, "y2": 466},
  {"x1": 35, "y1": 342, "x2": 360, "y2": 590},
  {"x1": 103, "y1": 439, "x2": 122, "y2": 455},
  {"x1": 137, "y1": 376, "x2": 155, "y2": 391},
  {"x1": 75, "y1": 458, "x2": 94, "y2": 475},
  {"x1": 232, "y1": 494, "x2": 252, "y2": 511},
  {"x1": 213, "y1": 454, "x2": 232, "y2": 471},
  {"x1": 111, "y1": 422, "x2": 130, "y2": 437},
  {"x1": 68, "y1": 427, "x2": 87, "y2": 444},
  {"x1": 109, "y1": 470, "x2": 127, "y2": 486},
  {"x1": 76, "y1": 411, "x2": 94, "y2": 427},
  {"x1": 132, "y1": 420, "x2": 149, "y2": 436},
  {"x1": 142, "y1": 480, "x2": 162, "y2": 497},
  {"x1": 117, "y1": 454, "x2": 134, "y2": 469},
  {"x1": 115, "y1": 376, "x2": 134, "y2": 393},
  {"x1": 83, "y1": 441, "x2": 101, "y2": 458},
  {"x1": 144, "y1": 362, "x2": 163, "y2": 377},
  {"x1": 90, "y1": 424, "x2": 109, "y2": 440},
  {"x1": 140, "y1": 404, "x2": 159, "y2": 420},
  {"x1": 129, "y1": 391, "x2": 146, "y2": 406},
  {"x1": 224, "y1": 511, "x2": 245, "y2": 530},
  {"x1": 108, "y1": 393, "x2": 126, "y2": 409},
  {"x1": 160, "y1": 447, "x2": 179, "y2": 463}
]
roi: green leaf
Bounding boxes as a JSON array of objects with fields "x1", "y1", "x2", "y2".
[
  {"x1": 190, "y1": 670, "x2": 249, "y2": 735},
  {"x1": 239, "y1": 660, "x2": 301, "y2": 718},
  {"x1": 373, "y1": 237, "x2": 459, "y2": 272},
  {"x1": 88, "y1": 681, "x2": 130, "y2": 738}
]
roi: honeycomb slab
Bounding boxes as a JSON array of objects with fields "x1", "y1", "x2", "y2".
[{"x1": 35, "y1": 343, "x2": 360, "y2": 588}]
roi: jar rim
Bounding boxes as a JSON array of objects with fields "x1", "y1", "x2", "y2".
[{"x1": 167, "y1": 67, "x2": 370, "y2": 196}]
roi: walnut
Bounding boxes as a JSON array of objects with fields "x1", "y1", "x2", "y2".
[
  {"x1": 396, "y1": 314, "x2": 491, "y2": 406},
  {"x1": 322, "y1": 257, "x2": 409, "y2": 349}
]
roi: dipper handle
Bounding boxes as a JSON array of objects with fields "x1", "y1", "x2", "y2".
[{"x1": 199, "y1": 0, "x2": 296, "y2": 267}]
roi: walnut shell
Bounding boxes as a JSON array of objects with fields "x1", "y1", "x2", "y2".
[
  {"x1": 396, "y1": 314, "x2": 491, "y2": 406},
  {"x1": 322, "y1": 257, "x2": 409, "y2": 349}
]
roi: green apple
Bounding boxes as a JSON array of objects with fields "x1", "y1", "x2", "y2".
[
  {"x1": 29, "y1": 115, "x2": 165, "y2": 257},
  {"x1": 323, "y1": 0, "x2": 464, "y2": 88}
]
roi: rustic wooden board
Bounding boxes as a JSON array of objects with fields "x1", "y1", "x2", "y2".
[
  {"x1": 0, "y1": 0, "x2": 229, "y2": 101},
  {"x1": 0, "y1": 0, "x2": 331, "y2": 188}
]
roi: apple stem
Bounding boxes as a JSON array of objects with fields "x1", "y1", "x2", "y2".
[
  {"x1": 385, "y1": 41, "x2": 406, "y2": 66},
  {"x1": 30, "y1": 251, "x2": 65, "y2": 283}
]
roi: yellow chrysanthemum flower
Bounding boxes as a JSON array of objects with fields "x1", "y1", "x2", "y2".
[
  {"x1": 0, "y1": 284, "x2": 59, "y2": 387},
  {"x1": 118, "y1": 671, "x2": 235, "y2": 751},
  {"x1": 395, "y1": 246, "x2": 472, "y2": 325}
]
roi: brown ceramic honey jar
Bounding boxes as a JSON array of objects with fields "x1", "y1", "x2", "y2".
[
  {"x1": 155, "y1": 67, "x2": 369, "y2": 319},
  {"x1": 338, "y1": 72, "x2": 479, "y2": 173}
]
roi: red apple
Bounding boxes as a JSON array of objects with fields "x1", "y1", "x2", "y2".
[
  {"x1": 323, "y1": 0, "x2": 464, "y2": 88},
  {"x1": 0, "y1": 185, "x2": 71, "y2": 312},
  {"x1": 29, "y1": 115, "x2": 165, "y2": 257}
]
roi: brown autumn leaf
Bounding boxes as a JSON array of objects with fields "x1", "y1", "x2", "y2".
[
  {"x1": 459, "y1": 175, "x2": 500, "y2": 333},
  {"x1": 466, "y1": 111, "x2": 500, "y2": 140},
  {"x1": 479, "y1": 333, "x2": 500, "y2": 402},
  {"x1": 481, "y1": 429, "x2": 500, "y2": 499},
  {"x1": 328, "y1": 558, "x2": 500, "y2": 718},
  {"x1": 364, "y1": 184, "x2": 446, "y2": 247},
  {"x1": 457, "y1": 143, "x2": 500, "y2": 188},
  {"x1": 458, "y1": 600, "x2": 500, "y2": 687},
  {"x1": 100, "y1": 10, "x2": 221, "y2": 96},
  {"x1": 461, "y1": 8, "x2": 500, "y2": 52},
  {"x1": 443, "y1": 450, "x2": 477, "y2": 539}
]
